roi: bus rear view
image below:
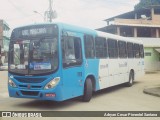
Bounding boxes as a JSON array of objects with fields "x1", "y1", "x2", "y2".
[{"x1": 8, "y1": 24, "x2": 63, "y2": 101}]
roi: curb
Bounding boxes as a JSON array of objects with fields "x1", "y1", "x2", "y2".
[{"x1": 143, "y1": 87, "x2": 160, "y2": 97}]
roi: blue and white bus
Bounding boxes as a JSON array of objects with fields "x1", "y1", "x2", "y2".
[{"x1": 8, "y1": 23, "x2": 144, "y2": 102}]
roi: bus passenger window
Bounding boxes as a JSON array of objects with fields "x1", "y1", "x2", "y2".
[
  {"x1": 140, "y1": 45, "x2": 144, "y2": 58},
  {"x1": 84, "y1": 35, "x2": 95, "y2": 59},
  {"x1": 95, "y1": 37, "x2": 107, "y2": 58},
  {"x1": 134, "y1": 44, "x2": 140, "y2": 58},
  {"x1": 62, "y1": 35, "x2": 82, "y2": 68},
  {"x1": 108, "y1": 39, "x2": 118, "y2": 58},
  {"x1": 118, "y1": 41, "x2": 127, "y2": 58},
  {"x1": 127, "y1": 42, "x2": 134, "y2": 58}
]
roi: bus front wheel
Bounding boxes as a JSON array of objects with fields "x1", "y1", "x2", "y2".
[{"x1": 82, "y1": 78, "x2": 93, "y2": 102}]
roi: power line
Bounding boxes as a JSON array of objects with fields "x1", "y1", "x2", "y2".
[{"x1": 7, "y1": 0, "x2": 29, "y2": 16}]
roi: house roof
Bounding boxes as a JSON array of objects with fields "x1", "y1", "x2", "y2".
[
  {"x1": 105, "y1": 6, "x2": 160, "y2": 21},
  {"x1": 104, "y1": 8, "x2": 151, "y2": 21}
]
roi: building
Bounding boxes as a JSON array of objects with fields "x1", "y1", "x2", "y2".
[
  {"x1": 0, "y1": 20, "x2": 10, "y2": 65},
  {"x1": 98, "y1": 6, "x2": 160, "y2": 72}
]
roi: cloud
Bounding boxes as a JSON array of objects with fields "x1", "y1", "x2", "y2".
[
  {"x1": 0, "y1": 0, "x2": 139, "y2": 29},
  {"x1": 54, "y1": 0, "x2": 139, "y2": 28}
]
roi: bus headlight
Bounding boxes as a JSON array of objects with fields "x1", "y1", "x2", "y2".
[
  {"x1": 8, "y1": 79, "x2": 17, "y2": 88},
  {"x1": 44, "y1": 77, "x2": 60, "y2": 90}
]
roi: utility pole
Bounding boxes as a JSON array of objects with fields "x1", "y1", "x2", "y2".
[
  {"x1": 44, "y1": 0, "x2": 57, "y2": 22},
  {"x1": 49, "y1": 0, "x2": 53, "y2": 22}
]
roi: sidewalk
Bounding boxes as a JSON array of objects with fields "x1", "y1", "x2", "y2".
[
  {"x1": 143, "y1": 71, "x2": 160, "y2": 97},
  {"x1": 143, "y1": 86, "x2": 160, "y2": 97}
]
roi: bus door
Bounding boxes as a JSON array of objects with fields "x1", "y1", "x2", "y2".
[{"x1": 61, "y1": 31, "x2": 83, "y2": 99}]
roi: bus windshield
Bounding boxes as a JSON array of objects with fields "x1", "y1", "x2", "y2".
[{"x1": 9, "y1": 25, "x2": 59, "y2": 75}]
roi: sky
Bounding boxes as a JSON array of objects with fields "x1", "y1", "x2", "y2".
[{"x1": 0, "y1": 0, "x2": 139, "y2": 30}]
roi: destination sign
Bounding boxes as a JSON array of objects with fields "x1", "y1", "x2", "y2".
[
  {"x1": 22, "y1": 28, "x2": 47, "y2": 36},
  {"x1": 11, "y1": 24, "x2": 58, "y2": 40}
]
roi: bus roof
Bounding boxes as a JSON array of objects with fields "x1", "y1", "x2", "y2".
[
  {"x1": 12, "y1": 22, "x2": 143, "y2": 44},
  {"x1": 97, "y1": 31, "x2": 143, "y2": 44},
  {"x1": 58, "y1": 22, "x2": 143, "y2": 44}
]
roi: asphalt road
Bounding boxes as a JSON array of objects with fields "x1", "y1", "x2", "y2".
[{"x1": 0, "y1": 71, "x2": 160, "y2": 120}]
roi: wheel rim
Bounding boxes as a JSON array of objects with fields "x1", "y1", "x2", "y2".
[{"x1": 130, "y1": 76, "x2": 133, "y2": 84}]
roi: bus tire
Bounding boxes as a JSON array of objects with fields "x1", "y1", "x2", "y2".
[
  {"x1": 126, "y1": 71, "x2": 134, "y2": 87},
  {"x1": 82, "y1": 78, "x2": 93, "y2": 102}
]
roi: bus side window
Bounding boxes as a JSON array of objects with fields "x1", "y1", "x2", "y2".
[
  {"x1": 127, "y1": 42, "x2": 134, "y2": 58},
  {"x1": 140, "y1": 45, "x2": 144, "y2": 58},
  {"x1": 108, "y1": 39, "x2": 118, "y2": 58},
  {"x1": 134, "y1": 44, "x2": 140, "y2": 58},
  {"x1": 84, "y1": 35, "x2": 95, "y2": 59},
  {"x1": 95, "y1": 37, "x2": 107, "y2": 58},
  {"x1": 118, "y1": 41, "x2": 127, "y2": 58},
  {"x1": 62, "y1": 35, "x2": 82, "y2": 68}
]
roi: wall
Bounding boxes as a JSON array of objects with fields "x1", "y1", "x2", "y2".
[
  {"x1": 114, "y1": 18, "x2": 152, "y2": 25},
  {"x1": 152, "y1": 15, "x2": 160, "y2": 24},
  {"x1": 144, "y1": 48, "x2": 160, "y2": 71}
]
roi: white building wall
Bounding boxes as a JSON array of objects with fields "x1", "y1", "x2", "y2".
[{"x1": 132, "y1": 38, "x2": 160, "y2": 72}]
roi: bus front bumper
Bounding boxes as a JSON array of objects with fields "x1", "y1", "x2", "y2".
[{"x1": 8, "y1": 86, "x2": 63, "y2": 101}]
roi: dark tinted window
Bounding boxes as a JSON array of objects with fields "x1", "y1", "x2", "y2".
[
  {"x1": 108, "y1": 39, "x2": 118, "y2": 58},
  {"x1": 84, "y1": 35, "x2": 95, "y2": 58},
  {"x1": 127, "y1": 42, "x2": 134, "y2": 58},
  {"x1": 145, "y1": 52, "x2": 151, "y2": 56},
  {"x1": 95, "y1": 37, "x2": 107, "y2": 58},
  {"x1": 118, "y1": 41, "x2": 127, "y2": 58},
  {"x1": 134, "y1": 44, "x2": 140, "y2": 58},
  {"x1": 140, "y1": 45, "x2": 144, "y2": 58}
]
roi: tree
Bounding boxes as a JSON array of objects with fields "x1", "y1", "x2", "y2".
[{"x1": 134, "y1": 0, "x2": 160, "y2": 10}]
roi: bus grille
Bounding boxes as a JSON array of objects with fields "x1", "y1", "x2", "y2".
[
  {"x1": 19, "y1": 85, "x2": 42, "y2": 89},
  {"x1": 21, "y1": 90, "x2": 39, "y2": 96},
  {"x1": 15, "y1": 77, "x2": 46, "y2": 83}
]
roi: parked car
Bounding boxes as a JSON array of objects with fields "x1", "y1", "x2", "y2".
[{"x1": 0, "y1": 63, "x2": 8, "y2": 71}]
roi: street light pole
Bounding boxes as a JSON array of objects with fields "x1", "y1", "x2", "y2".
[{"x1": 33, "y1": 11, "x2": 45, "y2": 22}]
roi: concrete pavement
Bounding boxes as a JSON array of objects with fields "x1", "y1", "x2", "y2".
[
  {"x1": 1, "y1": 71, "x2": 160, "y2": 120},
  {"x1": 143, "y1": 71, "x2": 160, "y2": 97},
  {"x1": 143, "y1": 85, "x2": 160, "y2": 97}
]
